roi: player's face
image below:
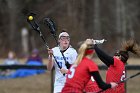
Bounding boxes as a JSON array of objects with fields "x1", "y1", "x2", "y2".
[
  {"x1": 8, "y1": 52, "x2": 14, "y2": 59},
  {"x1": 114, "y1": 56, "x2": 121, "y2": 60},
  {"x1": 114, "y1": 51, "x2": 122, "y2": 59},
  {"x1": 59, "y1": 36, "x2": 70, "y2": 50}
]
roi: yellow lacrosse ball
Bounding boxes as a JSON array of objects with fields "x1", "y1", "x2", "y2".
[{"x1": 28, "y1": 16, "x2": 33, "y2": 20}]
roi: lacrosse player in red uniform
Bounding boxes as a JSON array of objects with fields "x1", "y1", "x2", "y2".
[
  {"x1": 94, "y1": 39, "x2": 140, "y2": 93},
  {"x1": 62, "y1": 39, "x2": 118, "y2": 93}
]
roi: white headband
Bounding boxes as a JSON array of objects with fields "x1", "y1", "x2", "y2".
[{"x1": 59, "y1": 32, "x2": 69, "y2": 38}]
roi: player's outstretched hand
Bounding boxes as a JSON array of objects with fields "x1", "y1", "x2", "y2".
[{"x1": 47, "y1": 48, "x2": 53, "y2": 57}]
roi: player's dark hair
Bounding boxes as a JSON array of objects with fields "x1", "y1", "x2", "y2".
[{"x1": 116, "y1": 39, "x2": 140, "y2": 63}]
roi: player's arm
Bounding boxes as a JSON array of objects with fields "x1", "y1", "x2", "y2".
[
  {"x1": 90, "y1": 71, "x2": 111, "y2": 90},
  {"x1": 47, "y1": 49, "x2": 54, "y2": 71},
  {"x1": 91, "y1": 71, "x2": 117, "y2": 90},
  {"x1": 94, "y1": 44, "x2": 114, "y2": 67}
]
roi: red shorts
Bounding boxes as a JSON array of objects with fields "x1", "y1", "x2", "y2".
[
  {"x1": 62, "y1": 87, "x2": 83, "y2": 93},
  {"x1": 84, "y1": 86, "x2": 102, "y2": 93}
]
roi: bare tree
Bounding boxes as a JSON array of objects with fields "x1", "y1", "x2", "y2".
[
  {"x1": 93, "y1": 0, "x2": 101, "y2": 38},
  {"x1": 6, "y1": 0, "x2": 18, "y2": 49}
]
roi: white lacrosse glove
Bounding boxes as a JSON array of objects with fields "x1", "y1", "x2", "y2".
[{"x1": 93, "y1": 39, "x2": 107, "y2": 44}]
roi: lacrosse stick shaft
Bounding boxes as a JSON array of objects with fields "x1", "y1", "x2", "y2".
[
  {"x1": 39, "y1": 32, "x2": 62, "y2": 69},
  {"x1": 118, "y1": 72, "x2": 140, "y2": 84},
  {"x1": 27, "y1": 18, "x2": 62, "y2": 69},
  {"x1": 96, "y1": 72, "x2": 140, "y2": 93}
]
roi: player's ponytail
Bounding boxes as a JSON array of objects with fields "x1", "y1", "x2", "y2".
[
  {"x1": 74, "y1": 41, "x2": 87, "y2": 65},
  {"x1": 119, "y1": 39, "x2": 140, "y2": 63},
  {"x1": 121, "y1": 39, "x2": 140, "y2": 55}
]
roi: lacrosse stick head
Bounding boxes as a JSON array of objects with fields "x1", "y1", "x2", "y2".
[{"x1": 43, "y1": 17, "x2": 56, "y2": 35}]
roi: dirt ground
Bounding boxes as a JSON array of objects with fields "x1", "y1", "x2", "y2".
[{"x1": 0, "y1": 58, "x2": 139, "y2": 93}]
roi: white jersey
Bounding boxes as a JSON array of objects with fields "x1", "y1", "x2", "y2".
[{"x1": 52, "y1": 46, "x2": 77, "y2": 93}]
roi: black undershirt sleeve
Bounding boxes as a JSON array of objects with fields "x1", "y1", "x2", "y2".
[
  {"x1": 94, "y1": 44, "x2": 114, "y2": 67},
  {"x1": 91, "y1": 71, "x2": 111, "y2": 90}
]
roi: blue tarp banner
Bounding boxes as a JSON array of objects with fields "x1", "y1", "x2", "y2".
[{"x1": 0, "y1": 61, "x2": 46, "y2": 79}]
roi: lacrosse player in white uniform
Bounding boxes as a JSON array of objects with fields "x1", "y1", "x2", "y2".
[{"x1": 47, "y1": 31, "x2": 77, "y2": 93}]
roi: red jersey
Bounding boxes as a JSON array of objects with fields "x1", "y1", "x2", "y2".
[
  {"x1": 84, "y1": 77, "x2": 102, "y2": 93},
  {"x1": 61, "y1": 57, "x2": 98, "y2": 93},
  {"x1": 105, "y1": 57, "x2": 125, "y2": 93}
]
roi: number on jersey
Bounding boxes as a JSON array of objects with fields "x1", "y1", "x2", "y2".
[
  {"x1": 120, "y1": 70, "x2": 126, "y2": 81},
  {"x1": 91, "y1": 76, "x2": 95, "y2": 82},
  {"x1": 68, "y1": 65, "x2": 76, "y2": 78}
]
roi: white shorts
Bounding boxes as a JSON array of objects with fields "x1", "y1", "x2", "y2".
[{"x1": 53, "y1": 85, "x2": 64, "y2": 93}]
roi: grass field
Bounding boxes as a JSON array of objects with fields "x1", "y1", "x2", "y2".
[{"x1": 0, "y1": 58, "x2": 139, "y2": 93}]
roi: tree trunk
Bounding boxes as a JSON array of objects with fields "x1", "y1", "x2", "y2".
[
  {"x1": 121, "y1": 0, "x2": 127, "y2": 41},
  {"x1": 116, "y1": 0, "x2": 122, "y2": 46},
  {"x1": 6, "y1": 0, "x2": 18, "y2": 50},
  {"x1": 93, "y1": 0, "x2": 101, "y2": 38}
]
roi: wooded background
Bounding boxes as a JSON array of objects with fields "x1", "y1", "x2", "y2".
[{"x1": 0, "y1": 0, "x2": 140, "y2": 57}]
